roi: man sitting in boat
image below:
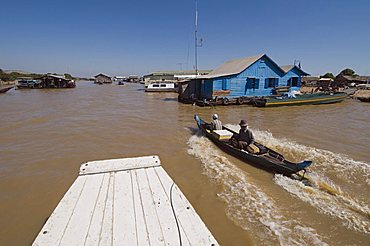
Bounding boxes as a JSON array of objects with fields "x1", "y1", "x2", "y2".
[
  {"x1": 206, "y1": 114, "x2": 222, "y2": 131},
  {"x1": 230, "y1": 120, "x2": 259, "y2": 154}
]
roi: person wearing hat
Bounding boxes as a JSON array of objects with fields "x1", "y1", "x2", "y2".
[
  {"x1": 230, "y1": 119, "x2": 257, "y2": 153},
  {"x1": 206, "y1": 114, "x2": 222, "y2": 131}
]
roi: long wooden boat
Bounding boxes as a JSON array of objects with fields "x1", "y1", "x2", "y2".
[
  {"x1": 357, "y1": 97, "x2": 370, "y2": 102},
  {"x1": 0, "y1": 86, "x2": 13, "y2": 93},
  {"x1": 253, "y1": 92, "x2": 347, "y2": 107},
  {"x1": 194, "y1": 115, "x2": 312, "y2": 176}
]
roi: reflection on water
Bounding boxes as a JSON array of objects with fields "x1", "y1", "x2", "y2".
[{"x1": 0, "y1": 81, "x2": 369, "y2": 245}]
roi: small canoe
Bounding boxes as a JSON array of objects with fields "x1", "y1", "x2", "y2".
[
  {"x1": 0, "y1": 86, "x2": 13, "y2": 93},
  {"x1": 253, "y1": 92, "x2": 347, "y2": 107},
  {"x1": 357, "y1": 97, "x2": 370, "y2": 102},
  {"x1": 194, "y1": 115, "x2": 312, "y2": 176}
]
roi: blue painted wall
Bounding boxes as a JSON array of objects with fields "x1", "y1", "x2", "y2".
[
  {"x1": 211, "y1": 56, "x2": 286, "y2": 97},
  {"x1": 208, "y1": 56, "x2": 307, "y2": 98},
  {"x1": 184, "y1": 55, "x2": 309, "y2": 100},
  {"x1": 281, "y1": 67, "x2": 304, "y2": 92}
]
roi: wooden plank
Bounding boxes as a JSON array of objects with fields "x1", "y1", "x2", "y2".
[
  {"x1": 134, "y1": 169, "x2": 165, "y2": 244},
  {"x1": 154, "y1": 167, "x2": 219, "y2": 246},
  {"x1": 33, "y1": 176, "x2": 87, "y2": 246},
  {"x1": 145, "y1": 167, "x2": 186, "y2": 245},
  {"x1": 59, "y1": 174, "x2": 105, "y2": 246},
  {"x1": 131, "y1": 169, "x2": 151, "y2": 245},
  {"x1": 79, "y1": 155, "x2": 161, "y2": 175},
  {"x1": 34, "y1": 156, "x2": 218, "y2": 246},
  {"x1": 98, "y1": 173, "x2": 114, "y2": 245},
  {"x1": 112, "y1": 171, "x2": 136, "y2": 245},
  {"x1": 83, "y1": 173, "x2": 110, "y2": 245}
]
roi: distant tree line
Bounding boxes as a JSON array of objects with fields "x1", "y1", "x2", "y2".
[
  {"x1": 0, "y1": 69, "x2": 75, "y2": 81},
  {"x1": 320, "y1": 68, "x2": 357, "y2": 79}
]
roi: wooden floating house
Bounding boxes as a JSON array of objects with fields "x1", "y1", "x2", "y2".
[
  {"x1": 94, "y1": 73, "x2": 112, "y2": 84},
  {"x1": 16, "y1": 74, "x2": 75, "y2": 89},
  {"x1": 39, "y1": 74, "x2": 75, "y2": 88},
  {"x1": 33, "y1": 156, "x2": 218, "y2": 246},
  {"x1": 178, "y1": 54, "x2": 309, "y2": 106}
]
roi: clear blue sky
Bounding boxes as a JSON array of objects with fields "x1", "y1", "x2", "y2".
[{"x1": 1, "y1": 0, "x2": 369, "y2": 77}]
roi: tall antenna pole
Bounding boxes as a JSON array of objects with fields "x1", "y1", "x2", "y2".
[{"x1": 195, "y1": 0, "x2": 198, "y2": 79}]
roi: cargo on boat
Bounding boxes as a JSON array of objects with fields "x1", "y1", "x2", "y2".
[{"x1": 194, "y1": 115, "x2": 312, "y2": 176}]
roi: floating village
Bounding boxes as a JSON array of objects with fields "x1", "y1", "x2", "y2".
[
  {"x1": 2, "y1": 54, "x2": 370, "y2": 106},
  {"x1": 1, "y1": 1, "x2": 370, "y2": 245}
]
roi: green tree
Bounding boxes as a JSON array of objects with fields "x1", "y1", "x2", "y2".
[
  {"x1": 64, "y1": 73, "x2": 74, "y2": 80},
  {"x1": 320, "y1": 73, "x2": 335, "y2": 80},
  {"x1": 338, "y1": 68, "x2": 356, "y2": 77}
]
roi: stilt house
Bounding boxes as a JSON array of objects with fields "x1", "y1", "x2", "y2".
[
  {"x1": 39, "y1": 74, "x2": 75, "y2": 88},
  {"x1": 94, "y1": 73, "x2": 112, "y2": 84},
  {"x1": 178, "y1": 54, "x2": 309, "y2": 103}
]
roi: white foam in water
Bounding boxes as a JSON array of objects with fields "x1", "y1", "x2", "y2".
[
  {"x1": 227, "y1": 124, "x2": 370, "y2": 186},
  {"x1": 187, "y1": 134, "x2": 327, "y2": 245},
  {"x1": 227, "y1": 124, "x2": 370, "y2": 234},
  {"x1": 274, "y1": 174, "x2": 370, "y2": 234}
]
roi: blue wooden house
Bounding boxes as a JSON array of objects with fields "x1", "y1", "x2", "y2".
[{"x1": 178, "y1": 54, "x2": 309, "y2": 104}]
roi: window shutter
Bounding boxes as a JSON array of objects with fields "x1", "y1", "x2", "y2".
[{"x1": 264, "y1": 78, "x2": 268, "y2": 89}]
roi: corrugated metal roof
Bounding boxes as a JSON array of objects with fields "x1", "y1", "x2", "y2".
[
  {"x1": 280, "y1": 65, "x2": 310, "y2": 76},
  {"x1": 280, "y1": 65, "x2": 295, "y2": 73},
  {"x1": 201, "y1": 54, "x2": 265, "y2": 79},
  {"x1": 94, "y1": 73, "x2": 111, "y2": 78},
  {"x1": 148, "y1": 70, "x2": 212, "y2": 76}
]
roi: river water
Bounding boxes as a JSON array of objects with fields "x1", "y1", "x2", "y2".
[{"x1": 0, "y1": 82, "x2": 369, "y2": 245}]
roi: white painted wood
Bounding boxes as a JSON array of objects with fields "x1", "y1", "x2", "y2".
[
  {"x1": 59, "y1": 173, "x2": 105, "y2": 246},
  {"x1": 135, "y1": 169, "x2": 166, "y2": 244},
  {"x1": 33, "y1": 156, "x2": 218, "y2": 246},
  {"x1": 79, "y1": 155, "x2": 161, "y2": 175},
  {"x1": 145, "y1": 167, "x2": 184, "y2": 245},
  {"x1": 113, "y1": 171, "x2": 136, "y2": 245},
  {"x1": 33, "y1": 175, "x2": 87, "y2": 246},
  {"x1": 131, "y1": 168, "x2": 150, "y2": 245},
  {"x1": 83, "y1": 173, "x2": 110, "y2": 245},
  {"x1": 98, "y1": 172, "x2": 114, "y2": 245},
  {"x1": 155, "y1": 167, "x2": 219, "y2": 245}
]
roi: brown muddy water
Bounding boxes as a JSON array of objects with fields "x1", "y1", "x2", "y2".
[{"x1": 0, "y1": 82, "x2": 369, "y2": 245}]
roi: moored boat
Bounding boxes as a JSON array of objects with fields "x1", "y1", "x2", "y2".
[
  {"x1": 357, "y1": 97, "x2": 370, "y2": 102},
  {"x1": 253, "y1": 92, "x2": 347, "y2": 107},
  {"x1": 145, "y1": 82, "x2": 178, "y2": 92},
  {"x1": 194, "y1": 115, "x2": 312, "y2": 176},
  {"x1": 0, "y1": 85, "x2": 14, "y2": 93},
  {"x1": 16, "y1": 78, "x2": 41, "y2": 89}
]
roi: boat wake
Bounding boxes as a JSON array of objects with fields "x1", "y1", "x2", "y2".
[
  {"x1": 224, "y1": 125, "x2": 370, "y2": 234},
  {"x1": 187, "y1": 134, "x2": 327, "y2": 245},
  {"x1": 241, "y1": 125, "x2": 370, "y2": 186},
  {"x1": 274, "y1": 174, "x2": 370, "y2": 234}
]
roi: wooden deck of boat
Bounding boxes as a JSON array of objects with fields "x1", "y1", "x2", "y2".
[{"x1": 33, "y1": 156, "x2": 218, "y2": 246}]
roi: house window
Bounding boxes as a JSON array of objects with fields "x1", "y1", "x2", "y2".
[
  {"x1": 265, "y1": 78, "x2": 278, "y2": 88},
  {"x1": 246, "y1": 78, "x2": 259, "y2": 89},
  {"x1": 291, "y1": 77, "x2": 299, "y2": 87},
  {"x1": 221, "y1": 79, "x2": 229, "y2": 90}
]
